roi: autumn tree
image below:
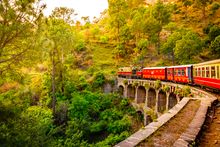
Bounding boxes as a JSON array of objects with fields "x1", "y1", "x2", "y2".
[{"x1": 195, "y1": 0, "x2": 211, "y2": 23}]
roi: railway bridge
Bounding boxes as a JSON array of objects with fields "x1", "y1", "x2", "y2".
[
  {"x1": 116, "y1": 77, "x2": 217, "y2": 147},
  {"x1": 118, "y1": 78, "x2": 193, "y2": 125}
]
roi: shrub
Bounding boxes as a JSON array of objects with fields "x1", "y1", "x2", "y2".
[
  {"x1": 93, "y1": 72, "x2": 105, "y2": 88},
  {"x1": 163, "y1": 85, "x2": 170, "y2": 92},
  {"x1": 123, "y1": 79, "x2": 128, "y2": 85},
  {"x1": 155, "y1": 80, "x2": 162, "y2": 89},
  {"x1": 107, "y1": 115, "x2": 131, "y2": 134},
  {"x1": 100, "y1": 36, "x2": 109, "y2": 44},
  {"x1": 75, "y1": 39, "x2": 86, "y2": 52}
]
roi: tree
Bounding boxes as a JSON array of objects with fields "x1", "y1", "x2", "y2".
[
  {"x1": 161, "y1": 31, "x2": 182, "y2": 65},
  {"x1": 108, "y1": 0, "x2": 128, "y2": 44},
  {"x1": 210, "y1": 35, "x2": 220, "y2": 57},
  {"x1": 51, "y1": 7, "x2": 77, "y2": 24},
  {"x1": 39, "y1": 18, "x2": 75, "y2": 114},
  {"x1": 0, "y1": 0, "x2": 45, "y2": 76},
  {"x1": 150, "y1": 0, "x2": 171, "y2": 53},
  {"x1": 175, "y1": 31, "x2": 202, "y2": 64},
  {"x1": 195, "y1": 0, "x2": 211, "y2": 22}
]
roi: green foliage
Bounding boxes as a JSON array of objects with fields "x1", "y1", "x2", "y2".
[
  {"x1": 114, "y1": 44, "x2": 126, "y2": 57},
  {"x1": 144, "y1": 83, "x2": 150, "y2": 89},
  {"x1": 137, "y1": 39, "x2": 149, "y2": 51},
  {"x1": 93, "y1": 72, "x2": 106, "y2": 88},
  {"x1": 75, "y1": 39, "x2": 87, "y2": 52},
  {"x1": 208, "y1": 25, "x2": 220, "y2": 41},
  {"x1": 175, "y1": 31, "x2": 202, "y2": 64},
  {"x1": 174, "y1": 86, "x2": 191, "y2": 98},
  {"x1": 211, "y1": 2, "x2": 220, "y2": 13},
  {"x1": 145, "y1": 109, "x2": 157, "y2": 121},
  {"x1": 123, "y1": 79, "x2": 128, "y2": 85},
  {"x1": 120, "y1": 98, "x2": 129, "y2": 108},
  {"x1": 132, "y1": 81, "x2": 139, "y2": 87},
  {"x1": 100, "y1": 36, "x2": 109, "y2": 43},
  {"x1": 210, "y1": 35, "x2": 220, "y2": 57},
  {"x1": 155, "y1": 80, "x2": 162, "y2": 89},
  {"x1": 107, "y1": 115, "x2": 131, "y2": 134},
  {"x1": 182, "y1": 86, "x2": 191, "y2": 97},
  {"x1": 163, "y1": 85, "x2": 170, "y2": 93}
]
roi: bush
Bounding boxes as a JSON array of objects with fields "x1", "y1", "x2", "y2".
[
  {"x1": 100, "y1": 36, "x2": 109, "y2": 44},
  {"x1": 93, "y1": 72, "x2": 105, "y2": 88},
  {"x1": 137, "y1": 39, "x2": 148, "y2": 50},
  {"x1": 107, "y1": 115, "x2": 131, "y2": 134},
  {"x1": 155, "y1": 80, "x2": 162, "y2": 89},
  {"x1": 75, "y1": 40, "x2": 86, "y2": 52}
]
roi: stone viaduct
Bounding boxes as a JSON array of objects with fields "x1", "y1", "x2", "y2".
[{"x1": 117, "y1": 78, "x2": 188, "y2": 124}]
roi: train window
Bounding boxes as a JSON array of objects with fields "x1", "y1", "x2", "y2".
[
  {"x1": 174, "y1": 70, "x2": 176, "y2": 75},
  {"x1": 198, "y1": 68, "x2": 201, "y2": 77},
  {"x1": 211, "y1": 66, "x2": 216, "y2": 78},
  {"x1": 194, "y1": 68, "x2": 197, "y2": 77},
  {"x1": 168, "y1": 70, "x2": 170, "y2": 75},
  {"x1": 178, "y1": 69, "x2": 181, "y2": 76},
  {"x1": 217, "y1": 66, "x2": 220, "y2": 79},
  {"x1": 202, "y1": 67, "x2": 205, "y2": 77},
  {"x1": 182, "y1": 69, "x2": 185, "y2": 76},
  {"x1": 206, "y1": 67, "x2": 210, "y2": 78}
]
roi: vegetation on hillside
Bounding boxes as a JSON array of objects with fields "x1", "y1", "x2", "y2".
[{"x1": 0, "y1": 0, "x2": 220, "y2": 146}]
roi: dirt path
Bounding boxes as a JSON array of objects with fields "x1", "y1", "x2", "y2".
[
  {"x1": 137, "y1": 100, "x2": 200, "y2": 147},
  {"x1": 199, "y1": 96, "x2": 220, "y2": 147}
]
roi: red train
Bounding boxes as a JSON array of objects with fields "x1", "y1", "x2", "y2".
[{"x1": 118, "y1": 59, "x2": 220, "y2": 90}]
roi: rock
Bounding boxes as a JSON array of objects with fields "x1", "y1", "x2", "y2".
[{"x1": 214, "y1": 140, "x2": 218, "y2": 144}]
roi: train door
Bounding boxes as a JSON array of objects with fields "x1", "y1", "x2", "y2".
[{"x1": 187, "y1": 66, "x2": 193, "y2": 83}]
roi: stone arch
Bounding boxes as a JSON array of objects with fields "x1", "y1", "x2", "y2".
[
  {"x1": 158, "y1": 90, "x2": 167, "y2": 113},
  {"x1": 127, "y1": 84, "x2": 135, "y2": 100},
  {"x1": 118, "y1": 85, "x2": 124, "y2": 96},
  {"x1": 137, "y1": 86, "x2": 146, "y2": 104},
  {"x1": 168, "y1": 92, "x2": 177, "y2": 109},
  {"x1": 147, "y1": 88, "x2": 156, "y2": 109}
]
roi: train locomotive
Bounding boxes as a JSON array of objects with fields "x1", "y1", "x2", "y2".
[{"x1": 118, "y1": 59, "x2": 220, "y2": 90}]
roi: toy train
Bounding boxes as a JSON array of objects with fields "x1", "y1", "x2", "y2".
[{"x1": 118, "y1": 59, "x2": 220, "y2": 90}]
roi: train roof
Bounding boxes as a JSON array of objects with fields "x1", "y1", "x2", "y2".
[
  {"x1": 143, "y1": 67, "x2": 166, "y2": 70},
  {"x1": 167, "y1": 65, "x2": 192, "y2": 68},
  {"x1": 193, "y1": 59, "x2": 220, "y2": 66}
]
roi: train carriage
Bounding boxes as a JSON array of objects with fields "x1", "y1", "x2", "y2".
[
  {"x1": 167, "y1": 65, "x2": 193, "y2": 83},
  {"x1": 118, "y1": 67, "x2": 132, "y2": 78},
  {"x1": 117, "y1": 67, "x2": 142, "y2": 79},
  {"x1": 142, "y1": 67, "x2": 167, "y2": 80},
  {"x1": 193, "y1": 59, "x2": 220, "y2": 90}
]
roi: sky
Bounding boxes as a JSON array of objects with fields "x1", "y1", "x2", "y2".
[{"x1": 43, "y1": 0, "x2": 108, "y2": 21}]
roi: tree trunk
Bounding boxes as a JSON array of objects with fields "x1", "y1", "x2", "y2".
[{"x1": 52, "y1": 49, "x2": 56, "y2": 114}]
